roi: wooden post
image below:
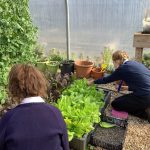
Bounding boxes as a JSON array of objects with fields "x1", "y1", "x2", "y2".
[{"x1": 135, "y1": 48, "x2": 143, "y2": 62}]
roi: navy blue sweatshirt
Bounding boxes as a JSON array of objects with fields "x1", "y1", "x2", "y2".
[
  {"x1": 94, "y1": 61, "x2": 150, "y2": 96},
  {"x1": 0, "y1": 103, "x2": 69, "y2": 150}
]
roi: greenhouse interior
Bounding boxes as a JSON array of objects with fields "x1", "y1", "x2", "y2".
[{"x1": 0, "y1": 0, "x2": 150, "y2": 150}]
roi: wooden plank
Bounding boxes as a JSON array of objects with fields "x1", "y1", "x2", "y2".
[
  {"x1": 133, "y1": 33, "x2": 150, "y2": 48},
  {"x1": 135, "y1": 48, "x2": 143, "y2": 62}
]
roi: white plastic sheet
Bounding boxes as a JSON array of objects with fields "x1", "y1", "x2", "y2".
[{"x1": 29, "y1": 0, "x2": 150, "y2": 59}]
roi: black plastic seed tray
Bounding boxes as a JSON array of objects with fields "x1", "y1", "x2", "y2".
[
  {"x1": 99, "y1": 90, "x2": 128, "y2": 128},
  {"x1": 90, "y1": 124, "x2": 125, "y2": 150}
]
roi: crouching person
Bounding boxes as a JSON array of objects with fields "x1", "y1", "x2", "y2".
[{"x1": 88, "y1": 50, "x2": 150, "y2": 122}]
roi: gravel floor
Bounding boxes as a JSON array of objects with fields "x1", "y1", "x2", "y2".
[{"x1": 123, "y1": 116, "x2": 150, "y2": 150}]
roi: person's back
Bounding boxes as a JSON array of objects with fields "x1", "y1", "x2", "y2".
[
  {"x1": 0, "y1": 64, "x2": 69, "y2": 150},
  {"x1": 0, "y1": 103, "x2": 68, "y2": 150},
  {"x1": 119, "y1": 61, "x2": 150, "y2": 96}
]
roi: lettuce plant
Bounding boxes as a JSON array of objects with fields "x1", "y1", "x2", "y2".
[{"x1": 55, "y1": 79, "x2": 104, "y2": 141}]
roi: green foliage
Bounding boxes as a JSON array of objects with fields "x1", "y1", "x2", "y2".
[
  {"x1": 142, "y1": 53, "x2": 150, "y2": 69},
  {"x1": 99, "y1": 121, "x2": 115, "y2": 128},
  {"x1": 55, "y1": 79, "x2": 104, "y2": 141},
  {"x1": 0, "y1": 86, "x2": 8, "y2": 105},
  {"x1": 101, "y1": 47, "x2": 113, "y2": 66},
  {"x1": 0, "y1": 0, "x2": 38, "y2": 104},
  {"x1": 106, "y1": 64, "x2": 115, "y2": 74},
  {"x1": 48, "y1": 48, "x2": 64, "y2": 62}
]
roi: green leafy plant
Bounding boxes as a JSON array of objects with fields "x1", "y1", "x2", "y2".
[
  {"x1": 48, "y1": 48, "x2": 63, "y2": 62},
  {"x1": 47, "y1": 73, "x2": 73, "y2": 102},
  {"x1": 55, "y1": 79, "x2": 104, "y2": 141},
  {"x1": 106, "y1": 64, "x2": 115, "y2": 74},
  {"x1": 101, "y1": 47, "x2": 113, "y2": 66},
  {"x1": 0, "y1": 87, "x2": 8, "y2": 105},
  {"x1": 0, "y1": 0, "x2": 38, "y2": 104},
  {"x1": 142, "y1": 53, "x2": 150, "y2": 69}
]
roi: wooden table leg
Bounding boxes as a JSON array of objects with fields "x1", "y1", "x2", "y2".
[{"x1": 135, "y1": 48, "x2": 143, "y2": 62}]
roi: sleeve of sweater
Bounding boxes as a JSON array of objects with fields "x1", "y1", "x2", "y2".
[
  {"x1": 53, "y1": 107, "x2": 69, "y2": 150},
  {"x1": 94, "y1": 67, "x2": 122, "y2": 84}
]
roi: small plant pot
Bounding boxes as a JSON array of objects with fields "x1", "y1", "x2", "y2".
[
  {"x1": 60, "y1": 60, "x2": 74, "y2": 75},
  {"x1": 91, "y1": 67, "x2": 104, "y2": 80},
  {"x1": 36, "y1": 61, "x2": 47, "y2": 72},
  {"x1": 69, "y1": 132, "x2": 92, "y2": 150},
  {"x1": 46, "y1": 61, "x2": 59, "y2": 75},
  {"x1": 75, "y1": 60, "x2": 93, "y2": 78}
]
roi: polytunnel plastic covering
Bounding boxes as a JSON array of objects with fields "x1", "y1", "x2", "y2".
[{"x1": 29, "y1": 0, "x2": 150, "y2": 59}]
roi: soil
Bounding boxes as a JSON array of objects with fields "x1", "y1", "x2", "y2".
[{"x1": 90, "y1": 125, "x2": 125, "y2": 150}]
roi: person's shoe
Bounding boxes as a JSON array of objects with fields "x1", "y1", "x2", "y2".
[{"x1": 145, "y1": 107, "x2": 150, "y2": 123}]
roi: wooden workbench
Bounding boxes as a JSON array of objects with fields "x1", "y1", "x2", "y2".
[{"x1": 133, "y1": 32, "x2": 150, "y2": 62}]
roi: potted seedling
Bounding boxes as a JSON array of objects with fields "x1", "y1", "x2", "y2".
[
  {"x1": 36, "y1": 56, "x2": 48, "y2": 73},
  {"x1": 46, "y1": 48, "x2": 64, "y2": 75},
  {"x1": 59, "y1": 60, "x2": 74, "y2": 75},
  {"x1": 35, "y1": 45, "x2": 48, "y2": 73},
  {"x1": 91, "y1": 64, "x2": 107, "y2": 80},
  {"x1": 46, "y1": 61, "x2": 60, "y2": 75}
]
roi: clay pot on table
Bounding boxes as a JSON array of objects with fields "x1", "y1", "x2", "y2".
[
  {"x1": 91, "y1": 67, "x2": 104, "y2": 80},
  {"x1": 75, "y1": 60, "x2": 93, "y2": 78}
]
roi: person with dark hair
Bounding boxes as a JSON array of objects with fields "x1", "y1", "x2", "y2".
[
  {"x1": 0, "y1": 64, "x2": 69, "y2": 150},
  {"x1": 88, "y1": 50, "x2": 150, "y2": 122}
]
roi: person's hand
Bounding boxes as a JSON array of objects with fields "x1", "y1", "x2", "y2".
[{"x1": 87, "y1": 79, "x2": 94, "y2": 86}]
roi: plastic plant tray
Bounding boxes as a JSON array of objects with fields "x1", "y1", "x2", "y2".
[
  {"x1": 90, "y1": 124, "x2": 125, "y2": 150},
  {"x1": 100, "y1": 90, "x2": 128, "y2": 128}
]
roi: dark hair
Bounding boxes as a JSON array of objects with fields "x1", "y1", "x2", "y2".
[{"x1": 8, "y1": 64, "x2": 48, "y2": 101}]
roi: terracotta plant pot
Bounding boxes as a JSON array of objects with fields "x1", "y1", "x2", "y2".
[
  {"x1": 91, "y1": 67, "x2": 104, "y2": 80},
  {"x1": 75, "y1": 60, "x2": 93, "y2": 78}
]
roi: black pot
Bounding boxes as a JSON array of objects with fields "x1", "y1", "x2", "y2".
[{"x1": 60, "y1": 60, "x2": 74, "y2": 75}]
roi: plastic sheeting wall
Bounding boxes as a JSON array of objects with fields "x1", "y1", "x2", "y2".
[
  {"x1": 29, "y1": 0, "x2": 150, "y2": 59},
  {"x1": 29, "y1": 0, "x2": 67, "y2": 54}
]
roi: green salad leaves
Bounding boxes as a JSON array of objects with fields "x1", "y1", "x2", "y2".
[{"x1": 55, "y1": 79, "x2": 105, "y2": 141}]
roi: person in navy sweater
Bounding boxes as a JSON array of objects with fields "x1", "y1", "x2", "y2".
[
  {"x1": 88, "y1": 50, "x2": 150, "y2": 122},
  {"x1": 0, "y1": 64, "x2": 69, "y2": 150}
]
